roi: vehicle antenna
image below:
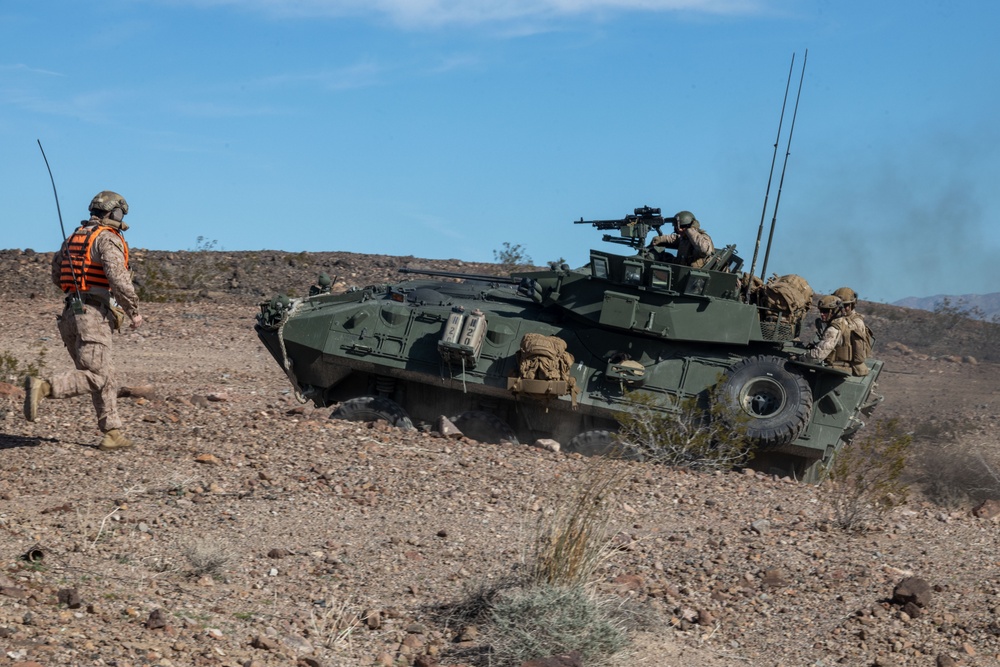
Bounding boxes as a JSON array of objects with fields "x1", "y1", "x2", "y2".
[
  {"x1": 745, "y1": 53, "x2": 795, "y2": 300},
  {"x1": 760, "y1": 49, "x2": 807, "y2": 281},
  {"x1": 38, "y1": 139, "x2": 85, "y2": 312}
]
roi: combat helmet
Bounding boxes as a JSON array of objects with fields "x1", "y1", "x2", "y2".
[
  {"x1": 817, "y1": 294, "x2": 843, "y2": 312},
  {"x1": 833, "y1": 286, "x2": 857, "y2": 305},
  {"x1": 674, "y1": 210, "x2": 696, "y2": 228},
  {"x1": 89, "y1": 191, "x2": 129, "y2": 216}
]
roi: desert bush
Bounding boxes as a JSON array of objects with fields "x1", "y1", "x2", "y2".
[
  {"x1": 614, "y1": 389, "x2": 755, "y2": 472},
  {"x1": 182, "y1": 539, "x2": 234, "y2": 579},
  {"x1": 488, "y1": 584, "x2": 628, "y2": 667},
  {"x1": 493, "y1": 242, "x2": 532, "y2": 270},
  {"x1": 308, "y1": 597, "x2": 361, "y2": 649},
  {"x1": 826, "y1": 418, "x2": 912, "y2": 531},
  {"x1": 135, "y1": 237, "x2": 231, "y2": 302},
  {"x1": 1, "y1": 345, "x2": 49, "y2": 384},
  {"x1": 910, "y1": 437, "x2": 1000, "y2": 506},
  {"x1": 438, "y1": 462, "x2": 635, "y2": 666},
  {"x1": 529, "y1": 465, "x2": 620, "y2": 588}
]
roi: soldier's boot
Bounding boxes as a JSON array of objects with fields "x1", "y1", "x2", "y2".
[
  {"x1": 23, "y1": 376, "x2": 51, "y2": 422},
  {"x1": 98, "y1": 429, "x2": 134, "y2": 452}
]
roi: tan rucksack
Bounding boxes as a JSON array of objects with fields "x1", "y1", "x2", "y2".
[
  {"x1": 509, "y1": 333, "x2": 579, "y2": 407},
  {"x1": 757, "y1": 274, "x2": 814, "y2": 323}
]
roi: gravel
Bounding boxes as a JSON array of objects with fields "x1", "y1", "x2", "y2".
[{"x1": 1, "y1": 248, "x2": 999, "y2": 667}]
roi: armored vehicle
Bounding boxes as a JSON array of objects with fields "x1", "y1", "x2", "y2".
[{"x1": 256, "y1": 206, "x2": 882, "y2": 481}]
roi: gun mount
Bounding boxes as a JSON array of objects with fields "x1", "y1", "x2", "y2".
[{"x1": 575, "y1": 205, "x2": 670, "y2": 251}]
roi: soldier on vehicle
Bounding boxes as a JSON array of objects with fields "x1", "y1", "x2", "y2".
[
  {"x1": 24, "y1": 191, "x2": 143, "y2": 451},
  {"x1": 648, "y1": 210, "x2": 715, "y2": 268},
  {"x1": 833, "y1": 286, "x2": 861, "y2": 317},
  {"x1": 802, "y1": 294, "x2": 873, "y2": 376}
]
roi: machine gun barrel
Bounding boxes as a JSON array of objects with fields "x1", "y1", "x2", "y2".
[
  {"x1": 575, "y1": 205, "x2": 667, "y2": 250},
  {"x1": 399, "y1": 267, "x2": 522, "y2": 284}
]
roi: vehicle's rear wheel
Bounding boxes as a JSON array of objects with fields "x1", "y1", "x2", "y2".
[
  {"x1": 330, "y1": 396, "x2": 415, "y2": 430},
  {"x1": 717, "y1": 355, "x2": 812, "y2": 447},
  {"x1": 449, "y1": 411, "x2": 519, "y2": 445}
]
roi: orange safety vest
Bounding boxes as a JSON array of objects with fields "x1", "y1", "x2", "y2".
[{"x1": 59, "y1": 225, "x2": 130, "y2": 293}]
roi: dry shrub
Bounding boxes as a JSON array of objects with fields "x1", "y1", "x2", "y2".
[
  {"x1": 134, "y1": 237, "x2": 232, "y2": 302},
  {"x1": 911, "y1": 437, "x2": 1000, "y2": 507},
  {"x1": 614, "y1": 389, "x2": 755, "y2": 472},
  {"x1": 308, "y1": 598, "x2": 361, "y2": 649},
  {"x1": 440, "y1": 461, "x2": 635, "y2": 666},
  {"x1": 488, "y1": 584, "x2": 628, "y2": 667},
  {"x1": 182, "y1": 539, "x2": 234, "y2": 579},
  {"x1": 1, "y1": 345, "x2": 49, "y2": 384},
  {"x1": 530, "y1": 462, "x2": 622, "y2": 588},
  {"x1": 826, "y1": 418, "x2": 912, "y2": 531}
]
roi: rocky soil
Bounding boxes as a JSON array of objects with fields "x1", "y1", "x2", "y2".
[{"x1": 1, "y1": 248, "x2": 999, "y2": 667}]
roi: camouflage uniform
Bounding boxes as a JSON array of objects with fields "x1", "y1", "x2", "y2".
[
  {"x1": 47, "y1": 217, "x2": 139, "y2": 432},
  {"x1": 804, "y1": 313, "x2": 871, "y2": 376},
  {"x1": 650, "y1": 225, "x2": 715, "y2": 268}
]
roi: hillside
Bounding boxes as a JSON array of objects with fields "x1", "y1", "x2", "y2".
[
  {"x1": 1, "y1": 248, "x2": 999, "y2": 667},
  {"x1": 893, "y1": 293, "x2": 1000, "y2": 322}
]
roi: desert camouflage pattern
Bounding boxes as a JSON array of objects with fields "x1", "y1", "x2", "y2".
[
  {"x1": 805, "y1": 319, "x2": 844, "y2": 362},
  {"x1": 51, "y1": 221, "x2": 139, "y2": 320},
  {"x1": 805, "y1": 313, "x2": 871, "y2": 376},
  {"x1": 50, "y1": 303, "x2": 123, "y2": 431},
  {"x1": 89, "y1": 190, "x2": 129, "y2": 215},
  {"x1": 46, "y1": 222, "x2": 140, "y2": 433},
  {"x1": 650, "y1": 225, "x2": 715, "y2": 268}
]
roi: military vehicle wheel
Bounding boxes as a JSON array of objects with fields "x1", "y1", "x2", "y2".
[
  {"x1": 564, "y1": 430, "x2": 615, "y2": 456},
  {"x1": 330, "y1": 396, "x2": 415, "y2": 430},
  {"x1": 718, "y1": 355, "x2": 812, "y2": 447},
  {"x1": 449, "y1": 411, "x2": 519, "y2": 445}
]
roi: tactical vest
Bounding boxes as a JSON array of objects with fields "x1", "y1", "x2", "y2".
[
  {"x1": 682, "y1": 228, "x2": 713, "y2": 268},
  {"x1": 827, "y1": 315, "x2": 874, "y2": 376},
  {"x1": 59, "y1": 224, "x2": 130, "y2": 293}
]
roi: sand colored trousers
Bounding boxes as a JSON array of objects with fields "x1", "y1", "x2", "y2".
[{"x1": 50, "y1": 301, "x2": 122, "y2": 432}]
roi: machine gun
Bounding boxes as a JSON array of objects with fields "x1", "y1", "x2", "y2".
[{"x1": 574, "y1": 205, "x2": 670, "y2": 250}]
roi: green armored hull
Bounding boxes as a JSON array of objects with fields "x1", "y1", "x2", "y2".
[{"x1": 256, "y1": 210, "x2": 882, "y2": 482}]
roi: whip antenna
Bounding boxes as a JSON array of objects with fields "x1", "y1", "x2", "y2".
[
  {"x1": 745, "y1": 53, "x2": 795, "y2": 299},
  {"x1": 760, "y1": 49, "x2": 807, "y2": 280},
  {"x1": 38, "y1": 140, "x2": 84, "y2": 308}
]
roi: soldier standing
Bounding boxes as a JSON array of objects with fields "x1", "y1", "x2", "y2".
[
  {"x1": 648, "y1": 210, "x2": 715, "y2": 267},
  {"x1": 803, "y1": 294, "x2": 873, "y2": 376},
  {"x1": 24, "y1": 191, "x2": 143, "y2": 451}
]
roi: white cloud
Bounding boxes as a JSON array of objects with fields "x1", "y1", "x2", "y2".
[
  {"x1": 154, "y1": 0, "x2": 763, "y2": 28},
  {"x1": 0, "y1": 63, "x2": 65, "y2": 77}
]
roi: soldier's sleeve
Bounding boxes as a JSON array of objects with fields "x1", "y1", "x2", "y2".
[
  {"x1": 94, "y1": 232, "x2": 140, "y2": 318},
  {"x1": 686, "y1": 228, "x2": 715, "y2": 258},
  {"x1": 652, "y1": 232, "x2": 679, "y2": 248},
  {"x1": 805, "y1": 325, "x2": 840, "y2": 360}
]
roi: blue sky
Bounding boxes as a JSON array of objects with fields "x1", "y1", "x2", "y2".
[{"x1": 3, "y1": 0, "x2": 998, "y2": 303}]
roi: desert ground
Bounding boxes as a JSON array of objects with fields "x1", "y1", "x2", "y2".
[{"x1": 1, "y1": 248, "x2": 999, "y2": 667}]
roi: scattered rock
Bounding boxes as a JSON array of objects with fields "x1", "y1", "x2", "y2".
[{"x1": 893, "y1": 577, "x2": 933, "y2": 609}]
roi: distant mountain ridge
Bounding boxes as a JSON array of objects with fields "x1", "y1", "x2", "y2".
[{"x1": 892, "y1": 292, "x2": 1000, "y2": 321}]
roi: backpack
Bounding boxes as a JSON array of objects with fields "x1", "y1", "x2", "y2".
[
  {"x1": 757, "y1": 274, "x2": 814, "y2": 323},
  {"x1": 516, "y1": 333, "x2": 571, "y2": 381},
  {"x1": 509, "y1": 333, "x2": 579, "y2": 407}
]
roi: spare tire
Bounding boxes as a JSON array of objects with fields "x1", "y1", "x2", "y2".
[
  {"x1": 717, "y1": 355, "x2": 812, "y2": 447},
  {"x1": 330, "y1": 396, "x2": 415, "y2": 430}
]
